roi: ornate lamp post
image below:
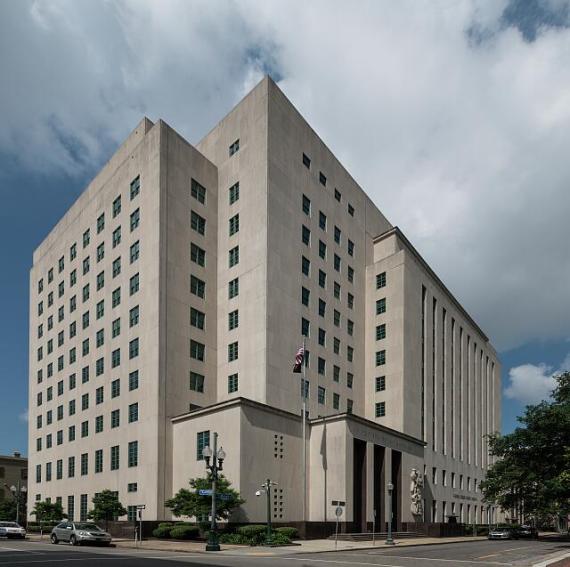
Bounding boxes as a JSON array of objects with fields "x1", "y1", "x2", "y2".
[
  {"x1": 385, "y1": 482, "x2": 395, "y2": 545},
  {"x1": 202, "y1": 432, "x2": 226, "y2": 552},
  {"x1": 4, "y1": 481, "x2": 27, "y2": 525},
  {"x1": 258, "y1": 479, "x2": 278, "y2": 545}
]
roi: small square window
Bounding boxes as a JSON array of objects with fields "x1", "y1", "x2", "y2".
[
  {"x1": 113, "y1": 196, "x2": 122, "y2": 218},
  {"x1": 376, "y1": 272, "x2": 387, "y2": 289},
  {"x1": 191, "y1": 178, "x2": 206, "y2": 204},
  {"x1": 130, "y1": 175, "x2": 140, "y2": 200},
  {"x1": 301, "y1": 287, "x2": 310, "y2": 307},
  {"x1": 229, "y1": 182, "x2": 240, "y2": 205},
  {"x1": 319, "y1": 211, "x2": 327, "y2": 231},
  {"x1": 334, "y1": 189, "x2": 341, "y2": 202},
  {"x1": 190, "y1": 371, "x2": 205, "y2": 393},
  {"x1": 376, "y1": 323, "x2": 386, "y2": 341},
  {"x1": 302, "y1": 153, "x2": 311, "y2": 169},
  {"x1": 302, "y1": 194, "x2": 311, "y2": 216},
  {"x1": 302, "y1": 225, "x2": 311, "y2": 246},
  {"x1": 228, "y1": 373, "x2": 239, "y2": 393},
  {"x1": 302, "y1": 256, "x2": 310, "y2": 277},
  {"x1": 229, "y1": 139, "x2": 240, "y2": 156},
  {"x1": 191, "y1": 211, "x2": 206, "y2": 235},
  {"x1": 229, "y1": 213, "x2": 239, "y2": 236},
  {"x1": 348, "y1": 203, "x2": 355, "y2": 217},
  {"x1": 319, "y1": 172, "x2": 327, "y2": 186},
  {"x1": 229, "y1": 246, "x2": 239, "y2": 268},
  {"x1": 375, "y1": 401, "x2": 386, "y2": 418},
  {"x1": 228, "y1": 278, "x2": 238, "y2": 299},
  {"x1": 376, "y1": 298, "x2": 386, "y2": 315}
]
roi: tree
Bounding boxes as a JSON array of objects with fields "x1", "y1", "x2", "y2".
[
  {"x1": 481, "y1": 371, "x2": 570, "y2": 524},
  {"x1": 32, "y1": 500, "x2": 65, "y2": 525},
  {"x1": 0, "y1": 498, "x2": 17, "y2": 521},
  {"x1": 88, "y1": 490, "x2": 127, "y2": 530},
  {"x1": 165, "y1": 474, "x2": 244, "y2": 522}
]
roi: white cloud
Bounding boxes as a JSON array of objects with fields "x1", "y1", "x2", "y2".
[
  {"x1": 505, "y1": 352, "x2": 570, "y2": 403},
  {"x1": 2, "y1": 0, "x2": 570, "y2": 351}
]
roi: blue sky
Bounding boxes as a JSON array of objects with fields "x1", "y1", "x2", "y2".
[{"x1": 1, "y1": 0, "x2": 570, "y2": 456}]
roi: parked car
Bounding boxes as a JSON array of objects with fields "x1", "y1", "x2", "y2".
[
  {"x1": 488, "y1": 527, "x2": 512, "y2": 540},
  {"x1": 0, "y1": 521, "x2": 26, "y2": 539},
  {"x1": 514, "y1": 525, "x2": 538, "y2": 539},
  {"x1": 50, "y1": 521, "x2": 112, "y2": 546}
]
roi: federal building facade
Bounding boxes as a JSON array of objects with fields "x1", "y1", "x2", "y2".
[{"x1": 28, "y1": 77, "x2": 501, "y2": 532}]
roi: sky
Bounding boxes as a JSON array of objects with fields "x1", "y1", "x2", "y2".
[{"x1": 1, "y1": 0, "x2": 569, "y2": 456}]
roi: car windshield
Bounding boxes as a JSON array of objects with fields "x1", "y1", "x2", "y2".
[
  {"x1": 494, "y1": 528, "x2": 509, "y2": 532},
  {"x1": 74, "y1": 523, "x2": 100, "y2": 531},
  {"x1": 0, "y1": 522, "x2": 19, "y2": 527}
]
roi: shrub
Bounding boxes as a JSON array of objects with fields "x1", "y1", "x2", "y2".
[
  {"x1": 236, "y1": 524, "x2": 267, "y2": 545},
  {"x1": 169, "y1": 525, "x2": 200, "y2": 540},
  {"x1": 152, "y1": 526, "x2": 172, "y2": 539},
  {"x1": 275, "y1": 527, "x2": 298, "y2": 540},
  {"x1": 220, "y1": 532, "x2": 247, "y2": 544},
  {"x1": 158, "y1": 522, "x2": 174, "y2": 529},
  {"x1": 270, "y1": 531, "x2": 292, "y2": 545}
]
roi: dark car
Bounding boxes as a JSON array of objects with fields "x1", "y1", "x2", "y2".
[{"x1": 514, "y1": 525, "x2": 538, "y2": 539}]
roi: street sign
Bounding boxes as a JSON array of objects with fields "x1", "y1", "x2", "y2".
[
  {"x1": 198, "y1": 489, "x2": 213, "y2": 496},
  {"x1": 335, "y1": 506, "x2": 343, "y2": 517},
  {"x1": 218, "y1": 494, "x2": 232, "y2": 501}
]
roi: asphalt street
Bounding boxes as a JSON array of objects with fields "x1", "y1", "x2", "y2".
[{"x1": 0, "y1": 537, "x2": 569, "y2": 567}]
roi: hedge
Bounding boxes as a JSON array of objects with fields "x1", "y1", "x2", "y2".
[
  {"x1": 275, "y1": 527, "x2": 298, "y2": 540},
  {"x1": 169, "y1": 525, "x2": 200, "y2": 540},
  {"x1": 152, "y1": 526, "x2": 172, "y2": 539}
]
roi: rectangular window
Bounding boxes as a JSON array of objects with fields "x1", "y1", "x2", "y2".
[
  {"x1": 96, "y1": 299, "x2": 104, "y2": 319},
  {"x1": 130, "y1": 241, "x2": 140, "y2": 263},
  {"x1": 228, "y1": 277, "x2": 238, "y2": 299},
  {"x1": 229, "y1": 139, "x2": 240, "y2": 156},
  {"x1": 319, "y1": 172, "x2": 327, "y2": 186},
  {"x1": 129, "y1": 370, "x2": 139, "y2": 391},
  {"x1": 69, "y1": 373, "x2": 76, "y2": 390},
  {"x1": 190, "y1": 371, "x2": 205, "y2": 393},
  {"x1": 191, "y1": 211, "x2": 206, "y2": 235},
  {"x1": 69, "y1": 399, "x2": 76, "y2": 416},
  {"x1": 375, "y1": 376, "x2": 386, "y2": 391},
  {"x1": 229, "y1": 182, "x2": 240, "y2": 204},
  {"x1": 301, "y1": 317, "x2": 310, "y2": 337},
  {"x1": 82, "y1": 311, "x2": 90, "y2": 330},
  {"x1": 319, "y1": 211, "x2": 327, "y2": 230},
  {"x1": 112, "y1": 257, "x2": 121, "y2": 278},
  {"x1": 112, "y1": 348, "x2": 121, "y2": 368},
  {"x1": 58, "y1": 280, "x2": 64, "y2": 297},
  {"x1": 318, "y1": 356, "x2": 325, "y2": 375},
  {"x1": 347, "y1": 399, "x2": 353, "y2": 414},
  {"x1": 97, "y1": 243, "x2": 104, "y2": 262},
  {"x1": 112, "y1": 226, "x2": 121, "y2": 248},
  {"x1": 319, "y1": 240, "x2": 326, "y2": 260},
  {"x1": 318, "y1": 269, "x2": 326, "y2": 289},
  {"x1": 128, "y1": 482, "x2": 138, "y2": 493},
  {"x1": 70, "y1": 269, "x2": 77, "y2": 286},
  {"x1": 128, "y1": 441, "x2": 138, "y2": 467},
  {"x1": 334, "y1": 226, "x2": 341, "y2": 244},
  {"x1": 376, "y1": 272, "x2": 387, "y2": 289},
  {"x1": 46, "y1": 462, "x2": 52, "y2": 482},
  {"x1": 82, "y1": 283, "x2": 90, "y2": 302},
  {"x1": 348, "y1": 241, "x2": 355, "y2": 258},
  {"x1": 375, "y1": 350, "x2": 386, "y2": 366},
  {"x1": 301, "y1": 287, "x2": 310, "y2": 307},
  {"x1": 347, "y1": 372, "x2": 354, "y2": 388},
  {"x1": 130, "y1": 175, "x2": 140, "y2": 199},
  {"x1": 375, "y1": 401, "x2": 386, "y2": 417},
  {"x1": 130, "y1": 208, "x2": 140, "y2": 231},
  {"x1": 96, "y1": 386, "x2": 104, "y2": 404},
  {"x1": 333, "y1": 392, "x2": 340, "y2": 410},
  {"x1": 229, "y1": 213, "x2": 239, "y2": 236},
  {"x1": 59, "y1": 256, "x2": 65, "y2": 272},
  {"x1": 302, "y1": 225, "x2": 311, "y2": 245},
  {"x1": 68, "y1": 425, "x2": 75, "y2": 442},
  {"x1": 191, "y1": 275, "x2": 206, "y2": 298},
  {"x1": 333, "y1": 309, "x2": 340, "y2": 327},
  {"x1": 95, "y1": 449, "x2": 103, "y2": 473},
  {"x1": 190, "y1": 307, "x2": 205, "y2": 330},
  {"x1": 83, "y1": 229, "x2": 90, "y2": 248},
  {"x1": 228, "y1": 341, "x2": 239, "y2": 362},
  {"x1": 190, "y1": 340, "x2": 205, "y2": 361},
  {"x1": 302, "y1": 194, "x2": 311, "y2": 216},
  {"x1": 228, "y1": 373, "x2": 238, "y2": 393},
  {"x1": 111, "y1": 409, "x2": 120, "y2": 428},
  {"x1": 347, "y1": 266, "x2": 354, "y2": 283},
  {"x1": 191, "y1": 178, "x2": 206, "y2": 204},
  {"x1": 347, "y1": 345, "x2": 354, "y2": 362},
  {"x1": 348, "y1": 203, "x2": 355, "y2": 217},
  {"x1": 129, "y1": 305, "x2": 139, "y2": 327},
  {"x1": 112, "y1": 195, "x2": 121, "y2": 217},
  {"x1": 81, "y1": 393, "x2": 89, "y2": 410},
  {"x1": 229, "y1": 246, "x2": 239, "y2": 268},
  {"x1": 197, "y1": 431, "x2": 210, "y2": 460},
  {"x1": 82, "y1": 366, "x2": 89, "y2": 383},
  {"x1": 333, "y1": 365, "x2": 340, "y2": 383},
  {"x1": 302, "y1": 256, "x2": 310, "y2": 276},
  {"x1": 96, "y1": 271, "x2": 105, "y2": 290},
  {"x1": 302, "y1": 153, "x2": 311, "y2": 168},
  {"x1": 81, "y1": 454, "x2": 88, "y2": 475},
  {"x1": 318, "y1": 298, "x2": 326, "y2": 317},
  {"x1": 376, "y1": 298, "x2": 386, "y2": 314},
  {"x1": 68, "y1": 457, "x2": 75, "y2": 478},
  {"x1": 318, "y1": 328, "x2": 326, "y2": 346},
  {"x1": 228, "y1": 309, "x2": 239, "y2": 331},
  {"x1": 376, "y1": 323, "x2": 386, "y2": 341},
  {"x1": 95, "y1": 357, "x2": 104, "y2": 376},
  {"x1": 318, "y1": 386, "x2": 326, "y2": 405},
  {"x1": 111, "y1": 446, "x2": 119, "y2": 470},
  {"x1": 128, "y1": 403, "x2": 138, "y2": 423},
  {"x1": 129, "y1": 338, "x2": 139, "y2": 359},
  {"x1": 97, "y1": 213, "x2": 105, "y2": 234},
  {"x1": 112, "y1": 318, "x2": 120, "y2": 337},
  {"x1": 191, "y1": 243, "x2": 206, "y2": 267},
  {"x1": 111, "y1": 379, "x2": 120, "y2": 398},
  {"x1": 83, "y1": 256, "x2": 90, "y2": 276},
  {"x1": 333, "y1": 337, "x2": 340, "y2": 354},
  {"x1": 130, "y1": 273, "x2": 139, "y2": 295},
  {"x1": 70, "y1": 243, "x2": 77, "y2": 261},
  {"x1": 334, "y1": 254, "x2": 341, "y2": 272}
]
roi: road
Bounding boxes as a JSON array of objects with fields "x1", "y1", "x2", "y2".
[{"x1": 0, "y1": 537, "x2": 569, "y2": 567}]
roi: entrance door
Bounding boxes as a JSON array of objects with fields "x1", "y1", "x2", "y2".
[{"x1": 353, "y1": 439, "x2": 367, "y2": 532}]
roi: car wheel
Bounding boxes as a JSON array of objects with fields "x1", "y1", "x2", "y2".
[
  {"x1": 50, "y1": 534, "x2": 59, "y2": 544},
  {"x1": 70, "y1": 535, "x2": 78, "y2": 546}
]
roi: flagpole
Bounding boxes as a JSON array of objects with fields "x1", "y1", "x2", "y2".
[{"x1": 302, "y1": 336, "x2": 307, "y2": 528}]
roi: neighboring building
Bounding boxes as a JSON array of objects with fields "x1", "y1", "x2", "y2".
[
  {"x1": 0, "y1": 452, "x2": 27, "y2": 500},
  {"x1": 28, "y1": 77, "x2": 500, "y2": 532}
]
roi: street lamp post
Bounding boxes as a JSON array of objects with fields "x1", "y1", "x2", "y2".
[
  {"x1": 385, "y1": 482, "x2": 395, "y2": 545},
  {"x1": 203, "y1": 432, "x2": 226, "y2": 552},
  {"x1": 259, "y1": 479, "x2": 278, "y2": 545},
  {"x1": 4, "y1": 481, "x2": 27, "y2": 525}
]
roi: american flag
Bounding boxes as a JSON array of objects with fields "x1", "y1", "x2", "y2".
[{"x1": 293, "y1": 346, "x2": 305, "y2": 373}]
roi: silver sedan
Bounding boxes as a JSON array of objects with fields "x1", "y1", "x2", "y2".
[{"x1": 50, "y1": 521, "x2": 112, "y2": 546}]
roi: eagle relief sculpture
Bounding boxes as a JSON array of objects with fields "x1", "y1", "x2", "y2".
[{"x1": 410, "y1": 468, "x2": 424, "y2": 519}]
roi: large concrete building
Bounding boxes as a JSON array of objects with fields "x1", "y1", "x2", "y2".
[{"x1": 28, "y1": 77, "x2": 500, "y2": 533}]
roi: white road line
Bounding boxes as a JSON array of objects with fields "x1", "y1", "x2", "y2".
[
  {"x1": 477, "y1": 545, "x2": 538, "y2": 559},
  {"x1": 348, "y1": 552, "x2": 512, "y2": 565},
  {"x1": 0, "y1": 545, "x2": 41, "y2": 554}
]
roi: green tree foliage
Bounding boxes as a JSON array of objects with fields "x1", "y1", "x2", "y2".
[
  {"x1": 88, "y1": 490, "x2": 127, "y2": 529},
  {"x1": 481, "y1": 372, "x2": 570, "y2": 520},
  {"x1": 0, "y1": 499, "x2": 17, "y2": 521},
  {"x1": 32, "y1": 500, "x2": 65, "y2": 524},
  {"x1": 165, "y1": 474, "x2": 244, "y2": 521}
]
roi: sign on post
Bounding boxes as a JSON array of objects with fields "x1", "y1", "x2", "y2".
[{"x1": 198, "y1": 489, "x2": 213, "y2": 496}]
